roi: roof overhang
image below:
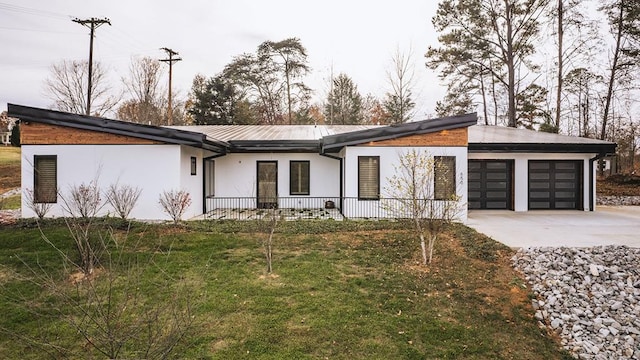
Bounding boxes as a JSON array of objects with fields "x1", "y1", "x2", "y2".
[
  {"x1": 229, "y1": 140, "x2": 320, "y2": 153},
  {"x1": 468, "y1": 142, "x2": 617, "y2": 156},
  {"x1": 8, "y1": 104, "x2": 229, "y2": 153},
  {"x1": 321, "y1": 113, "x2": 478, "y2": 153}
]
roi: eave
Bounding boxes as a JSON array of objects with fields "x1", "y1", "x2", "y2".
[
  {"x1": 8, "y1": 104, "x2": 229, "y2": 153},
  {"x1": 229, "y1": 140, "x2": 320, "y2": 153},
  {"x1": 468, "y1": 142, "x2": 617, "y2": 156},
  {"x1": 321, "y1": 113, "x2": 478, "y2": 153}
]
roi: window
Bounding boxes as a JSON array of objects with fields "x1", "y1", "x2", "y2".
[
  {"x1": 190, "y1": 157, "x2": 197, "y2": 175},
  {"x1": 290, "y1": 161, "x2": 310, "y2": 195},
  {"x1": 205, "y1": 159, "x2": 215, "y2": 198},
  {"x1": 434, "y1": 156, "x2": 456, "y2": 200},
  {"x1": 358, "y1": 156, "x2": 379, "y2": 200},
  {"x1": 34, "y1": 155, "x2": 57, "y2": 203}
]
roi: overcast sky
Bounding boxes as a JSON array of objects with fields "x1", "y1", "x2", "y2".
[{"x1": 0, "y1": 0, "x2": 445, "y2": 119}]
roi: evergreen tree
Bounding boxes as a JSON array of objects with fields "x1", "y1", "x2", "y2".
[{"x1": 324, "y1": 74, "x2": 363, "y2": 125}]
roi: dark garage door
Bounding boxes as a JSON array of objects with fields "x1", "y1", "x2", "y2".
[
  {"x1": 468, "y1": 160, "x2": 513, "y2": 209},
  {"x1": 529, "y1": 161, "x2": 582, "y2": 210}
]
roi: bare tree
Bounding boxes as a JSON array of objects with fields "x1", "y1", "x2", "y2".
[
  {"x1": 118, "y1": 57, "x2": 168, "y2": 125},
  {"x1": 259, "y1": 209, "x2": 279, "y2": 273},
  {"x1": 599, "y1": 0, "x2": 640, "y2": 141},
  {"x1": 59, "y1": 180, "x2": 106, "y2": 275},
  {"x1": 44, "y1": 60, "x2": 119, "y2": 117},
  {"x1": 383, "y1": 47, "x2": 416, "y2": 123},
  {"x1": 159, "y1": 190, "x2": 192, "y2": 224},
  {"x1": 384, "y1": 149, "x2": 462, "y2": 265}
]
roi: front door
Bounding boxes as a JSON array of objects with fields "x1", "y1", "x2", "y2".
[{"x1": 257, "y1": 161, "x2": 278, "y2": 209}]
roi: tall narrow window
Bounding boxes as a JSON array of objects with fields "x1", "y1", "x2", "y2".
[
  {"x1": 358, "y1": 156, "x2": 379, "y2": 200},
  {"x1": 204, "y1": 159, "x2": 215, "y2": 198},
  {"x1": 434, "y1": 156, "x2": 456, "y2": 200},
  {"x1": 190, "y1": 157, "x2": 197, "y2": 175},
  {"x1": 290, "y1": 161, "x2": 310, "y2": 195},
  {"x1": 34, "y1": 155, "x2": 57, "y2": 203}
]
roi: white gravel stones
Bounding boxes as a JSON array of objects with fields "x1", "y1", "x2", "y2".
[
  {"x1": 597, "y1": 196, "x2": 640, "y2": 206},
  {"x1": 513, "y1": 246, "x2": 640, "y2": 359}
]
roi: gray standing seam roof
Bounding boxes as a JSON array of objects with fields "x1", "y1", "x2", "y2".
[{"x1": 7, "y1": 104, "x2": 616, "y2": 156}]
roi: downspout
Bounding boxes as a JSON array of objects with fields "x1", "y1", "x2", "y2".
[
  {"x1": 202, "y1": 152, "x2": 227, "y2": 216},
  {"x1": 589, "y1": 153, "x2": 604, "y2": 212}
]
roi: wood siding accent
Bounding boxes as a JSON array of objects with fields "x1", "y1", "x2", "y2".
[
  {"x1": 362, "y1": 127, "x2": 468, "y2": 147},
  {"x1": 21, "y1": 122, "x2": 163, "y2": 145}
]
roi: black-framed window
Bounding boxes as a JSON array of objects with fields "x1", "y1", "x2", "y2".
[
  {"x1": 289, "y1": 161, "x2": 310, "y2": 195},
  {"x1": 434, "y1": 156, "x2": 456, "y2": 200},
  {"x1": 190, "y1": 157, "x2": 197, "y2": 175},
  {"x1": 34, "y1": 155, "x2": 57, "y2": 203},
  {"x1": 358, "y1": 156, "x2": 379, "y2": 200}
]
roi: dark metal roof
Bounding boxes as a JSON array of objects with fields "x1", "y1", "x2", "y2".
[
  {"x1": 468, "y1": 126, "x2": 616, "y2": 155},
  {"x1": 7, "y1": 104, "x2": 228, "y2": 153},
  {"x1": 321, "y1": 113, "x2": 479, "y2": 152}
]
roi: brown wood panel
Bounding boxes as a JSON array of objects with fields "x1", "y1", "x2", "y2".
[
  {"x1": 362, "y1": 127, "x2": 468, "y2": 147},
  {"x1": 21, "y1": 122, "x2": 163, "y2": 145}
]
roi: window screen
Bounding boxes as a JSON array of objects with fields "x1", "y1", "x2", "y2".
[
  {"x1": 434, "y1": 156, "x2": 456, "y2": 200},
  {"x1": 358, "y1": 156, "x2": 379, "y2": 200},
  {"x1": 34, "y1": 155, "x2": 57, "y2": 203}
]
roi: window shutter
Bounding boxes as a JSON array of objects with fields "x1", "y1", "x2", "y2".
[
  {"x1": 358, "y1": 156, "x2": 379, "y2": 199},
  {"x1": 434, "y1": 156, "x2": 456, "y2": 200},
  {"x1": 34, "y1": 155, "x2": 57, "y2": 203}
]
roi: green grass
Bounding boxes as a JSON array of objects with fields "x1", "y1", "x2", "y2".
[
  {"x1": 0, "y1": 220, "x2": 573, "y2": 359},
  {"x1": 0, "y1": 194, "x2": 20, "y2": 210},
  {"x1": 0, "y1": 147, "x2": 20, "y2": 164},
  {"x1": 0, "y1": 147, "x2": 20, "y2": 193}
]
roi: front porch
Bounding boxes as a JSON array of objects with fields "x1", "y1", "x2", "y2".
[{"x1": 202, "y1": 196, "x2": 463, "y2": 221}]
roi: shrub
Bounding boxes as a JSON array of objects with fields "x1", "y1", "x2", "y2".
[
  {"x1": 105, "y1": 184, "x2": 142, "y2": 220},
  {"x1": 159, "y1": 190, "x2": 192, "y2": 224}
]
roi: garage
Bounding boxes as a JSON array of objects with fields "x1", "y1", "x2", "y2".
[
  {"x1": 528, "y1": 161, "x2": 582, "y2": 210},
  {"x1": 468, "y1": 160, "x2": 513, "y2": 210}
]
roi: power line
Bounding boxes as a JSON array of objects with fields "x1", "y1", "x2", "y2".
[
  {"x1": 160, "y1": 47, "x2": 182, "y2": 125},
  {"x1": 0, "y1": 2, "x2": 72, "y2": 20},
  {"x1": 73, "y1": 17, "x2": 111, "y2": 116}
]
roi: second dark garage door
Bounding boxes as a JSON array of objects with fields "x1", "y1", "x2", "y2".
[{"x1": 529, "y1": 160, "x2": 582, "y2": 210}]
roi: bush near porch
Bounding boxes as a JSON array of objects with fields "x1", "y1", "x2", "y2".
[{"x1": 0, "y1": 220, "x2": 572, "y2": 359}]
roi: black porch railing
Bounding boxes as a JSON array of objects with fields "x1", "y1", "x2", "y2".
[{"x1": 205, "y1": 196, "x2": 458, "y2": 220}]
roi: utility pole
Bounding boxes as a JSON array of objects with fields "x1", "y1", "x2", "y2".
[
  {"x1": 72, "y1": 17, "x2": 111, "y2": 116},
  {"x1": 160, "y1": 47, "x2": 182, "y2": 125}
]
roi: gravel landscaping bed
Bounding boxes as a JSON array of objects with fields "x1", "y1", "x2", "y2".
[
  {"x1": 597, "y1": 196, "x2": 640, "y2": 206},
  {"x1": 513, "y1": 246, "x2": 640, "y2": 359}
]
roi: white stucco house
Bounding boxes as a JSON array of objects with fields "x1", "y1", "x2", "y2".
[{"x1": 8, "y1": 104, "x2": 616, "y2": 222}]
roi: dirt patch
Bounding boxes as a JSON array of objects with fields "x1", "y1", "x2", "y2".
[{"x1": 598, "y1": 174, "x2": 640, "y2": 196}]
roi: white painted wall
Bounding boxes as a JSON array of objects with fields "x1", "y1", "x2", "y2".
[
  {"x1": 179, "y1": 146, "x2": 206, "y2": 219},
  {"x1": 342, "y1": 146, "x2": 468, "y2": 221},
  {"x1": 21, "y1": 144, "x2": 186, "y2": 220},
  {"x1": 468, "y1": 152, "x2": 596, "y2": 211},
  {"x1": 209, "y1": 153, "x2": 341, "y2": 210}
]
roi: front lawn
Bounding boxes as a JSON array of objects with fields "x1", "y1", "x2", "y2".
[
  {"x1": 0, "y1": 220, "x2": 572, "y2": 359},
  {"x1": 0, "y1": 147, "x2": 20, "y2": 194}
]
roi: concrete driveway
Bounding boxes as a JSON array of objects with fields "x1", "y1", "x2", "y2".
[{"x1": 466, "y1": 206, "x2": 640, "y2": 248}]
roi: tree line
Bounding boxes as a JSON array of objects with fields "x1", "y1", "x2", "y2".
[
  {"x1": 42, "y1": 0, "x2": 639, "y2": 171},
  {"x1": 44, "y1": 38, "x2": 417, "y2": 127},
  {"x1": 427, "y1": 0, "x2": 639, "y2": 171}
]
